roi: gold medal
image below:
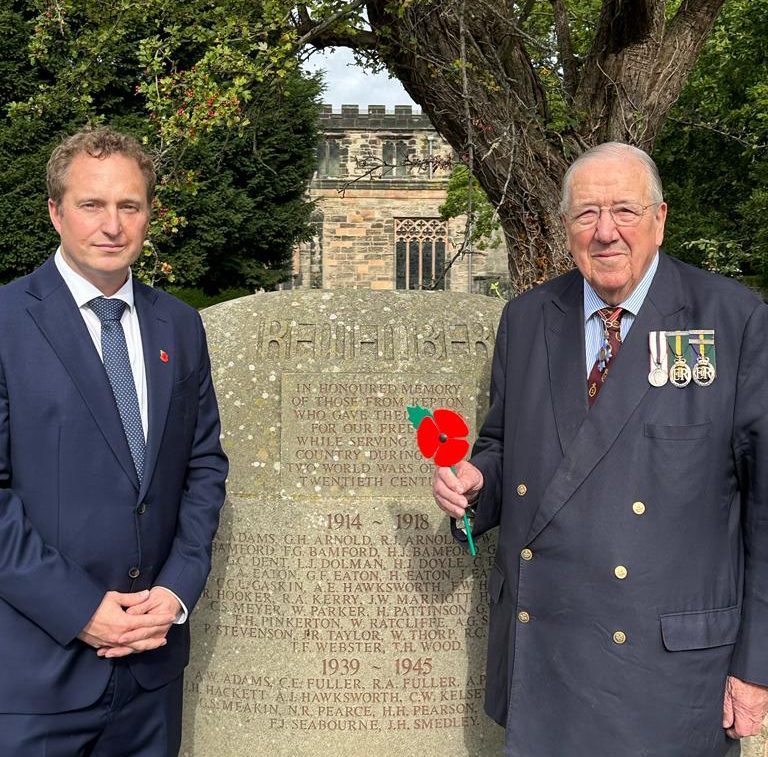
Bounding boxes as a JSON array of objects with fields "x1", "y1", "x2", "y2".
[
  {"x1": 670, "y1": 358, "x2": 692, "y2": 387},
  {"x1": 667, "y1": 331, "x2": 691, "y2": 388}
]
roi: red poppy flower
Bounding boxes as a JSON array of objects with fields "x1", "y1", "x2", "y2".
[{"x1": 416, "y1": 408, "x2": 469, "y2": 467}]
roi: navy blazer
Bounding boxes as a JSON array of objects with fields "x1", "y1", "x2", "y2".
[
  {"x1": 0, "y1": 258, "x2": 228, "y2": 713},
  {"x1": 471, "y1": 253, "x2": 768, "y2": 757}
]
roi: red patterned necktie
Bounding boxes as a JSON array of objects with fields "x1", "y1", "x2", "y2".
[{"x1": 587, "y1": 306, "x2": 624, "y2": 407}]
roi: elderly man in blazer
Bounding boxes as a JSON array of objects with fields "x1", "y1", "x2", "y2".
[
  {"x1": 434, "y1": 143, "x2": 768, "y2": 756},
  {"x1": 0, "y1": 127, "x2": 228, "y2": 755}
]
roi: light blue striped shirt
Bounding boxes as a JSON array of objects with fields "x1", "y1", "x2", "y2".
[{"x1": 583, "y1": 253, "x2": 659, "y2": 376}]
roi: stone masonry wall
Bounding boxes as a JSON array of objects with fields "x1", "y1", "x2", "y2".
[{"x1": 294, "y1": 105, "x2": 509, "y2": 293}]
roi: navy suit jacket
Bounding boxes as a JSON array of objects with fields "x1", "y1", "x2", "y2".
[
  {"x1": 0, "y1": 257, "x2": 228, "y2": 714},
  {"x1": 470, "y1": 253, "x2": 768, "y2": 757}
]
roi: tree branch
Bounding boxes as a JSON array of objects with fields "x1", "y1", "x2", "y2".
[
  {"x1": 549, "y1": 0, "x2": 577, "y2": 100},
  {"x1": 293, "y1": 0, "x2": 376, "y2": 52},
  {"x1": 517, "y1": 0, "x2": 536, "y2": 26},
  {"x1": 573, "y1": 0, "x2": 667, "y2": 145},
  {"x1": 644, "y1": 0, "x2": 725, "y2": 121},
  {"x1": 663, "y1": 0, "x2": 727, "y2": 59},
  {"x1": 667, "y1": 117, "x2": 764, "y2": 149},
  {"x1": 581, "y1": 0, "x2": 661, "y2": 63},
  {"x1": 295, "y1": 4, "x2": 311, "y2": 28}
]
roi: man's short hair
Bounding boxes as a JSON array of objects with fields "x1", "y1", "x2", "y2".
[
  {"x1": 559, "y1": 142, "x2": 664, "y2": 216},
  {"x1": 47, "y1": 126, "x2": 156, "y2": 209}
]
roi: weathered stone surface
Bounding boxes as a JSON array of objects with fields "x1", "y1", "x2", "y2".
[
  {"x1": 181, "y1": 290, "x2": 506, "y2": 756},
  {"x1": 741, "y1": 732, "x2": 768, "y2": 756}
]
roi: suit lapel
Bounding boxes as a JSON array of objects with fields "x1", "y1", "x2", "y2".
[
  {"x1": 134, "y1": 283, "x2": 174, "y2": 499},
  {"x1": 25, "y1": 259, "x2": 139, "y2": 488},
  {"x1": 526, "y1": 254, "x2": 687, "y2": 543}
]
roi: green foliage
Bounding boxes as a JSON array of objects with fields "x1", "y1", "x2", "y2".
[
  {"x1": 654, "y1": 0, "x2": 768, "y2": 286},
  {"x1": 0, "y1": 0, "x2": 321, "y2": 291},
  {"x1": 165, "y1": 286, "x2": 252, "y2": 309},
  {"x1": 439, "y1": 164, "x2": 499, "y2": 249}
]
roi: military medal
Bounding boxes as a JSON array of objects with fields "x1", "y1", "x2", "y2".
[
  {"x1": 692, "y1": 357, "x2": 715, "y2": 386},
  {"x1": 667, "y1": 331, "x2": 692, "y2": 388},
  {"x1": 689, "y1": 330, "x2": 716, "y2": 387},
  {"x1": 648, "y1": 330, "x2": 668, "y2": 387}
]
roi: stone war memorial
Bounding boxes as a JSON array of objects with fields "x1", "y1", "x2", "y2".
[{"x1": 180, "y1": 290, "x2": 506, "y2": 756}]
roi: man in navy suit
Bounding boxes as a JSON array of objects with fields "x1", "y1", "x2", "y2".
[
  {"x1": 0, "y1": 127, "x2": 228, "y2": 755},
  {"x1": 434, "y1": 143, "x2": 768, "y2": 756}
]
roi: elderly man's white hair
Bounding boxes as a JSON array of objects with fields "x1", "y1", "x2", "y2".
[{"x1": 559, "y1": 142, "x2": 664, "y2": 216}]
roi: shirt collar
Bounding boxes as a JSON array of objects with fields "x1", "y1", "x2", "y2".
[
  {"x1": 54, "y1": 248, "x2": 135, "y2": 310},
  {"x1": 583, "y1": 252, "x2": 659, "y2": 322}
]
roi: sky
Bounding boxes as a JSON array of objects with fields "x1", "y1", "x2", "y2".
[{"x1": 303, "y1": 48, "x2": 419, "y2": 111}]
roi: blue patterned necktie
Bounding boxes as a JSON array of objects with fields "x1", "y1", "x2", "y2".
[{"x1": 88, "y1": 297, "x2": 145, "y2": 482}]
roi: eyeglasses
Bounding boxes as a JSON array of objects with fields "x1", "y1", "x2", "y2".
[{"x1": 567, "y1": 203, "x2": 659, "y2": 230}]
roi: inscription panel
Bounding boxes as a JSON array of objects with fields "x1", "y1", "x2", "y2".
[{"x1": 281, "y1": 373, "x2": 475, "y2": 496}]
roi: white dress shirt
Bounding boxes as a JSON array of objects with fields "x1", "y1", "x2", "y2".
[
  {"x1": 54, "y1": 249, "x2": 148, "y2": 437},
  {"x1": 583, "y1": 252, "x2": 659, "y2": 376},
  {"x1": 54, "y1": 249, "x2": 187, "y2": 623}
]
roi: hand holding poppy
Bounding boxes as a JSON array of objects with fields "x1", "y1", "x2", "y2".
[
  {"x1": 408, "y1": 406, "x2": 479, "y2": 556},
  {"x1": 433, "y1": 460, "x2": 484, "y2": 519}
]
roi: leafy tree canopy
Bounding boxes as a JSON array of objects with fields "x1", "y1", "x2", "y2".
[
  {"x1": 655, "y1": 0, "x2": 768, "y2": 286},
  {"x1": 5, "y1": 0, "x2": 759, "y2": 293},
  {"x1": 0, "y1": 0, "x2": 321, "y2": 292}
]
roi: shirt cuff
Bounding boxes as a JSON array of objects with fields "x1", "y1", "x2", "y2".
[{"x1": 154, "y1": 586, "x2": 189, "y2": 624}]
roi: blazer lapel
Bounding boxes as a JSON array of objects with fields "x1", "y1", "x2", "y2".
[
  {"x1": 134, "y1": 283, "x2": 174, "y2": 498},
  {"x1": 526, "y1": 254, "x2": 687, "y2": 543},
  {"x1": 25, "y1": 259, "x2": 139, "y2": 488},
  {"x1": 545, "y1": 272, "x2": 588, "y2": 456}
]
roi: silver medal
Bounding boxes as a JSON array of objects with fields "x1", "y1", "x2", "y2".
[
  {"x1": 692, "y1": 356, "x2": 716, "y2": 387},
  {"x1": 648, "y1": 366, "x2": 668, "y2": 387}
]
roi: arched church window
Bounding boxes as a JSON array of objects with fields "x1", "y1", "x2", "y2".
[{"x1": 394, "y1": 218, "x2": 447, "y2": 290}]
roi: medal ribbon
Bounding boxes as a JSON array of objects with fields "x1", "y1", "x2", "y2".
[
  {"x1": 649, "y1": 330, "x2": 666, "y2": 369},
  {"x1": 689, "y1": 329, "x2": 716, "y2": 370},
  {"x1": 667, "y1": 331, "x2": 690, "y2": 362}
]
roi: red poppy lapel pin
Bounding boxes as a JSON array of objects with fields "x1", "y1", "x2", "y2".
[
  {"x1": 407, "y1": 405, "x2": 476, "y2": 556},
  {"x1": 159, "y1": 350, "x2": 169, "y2": 363}
]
